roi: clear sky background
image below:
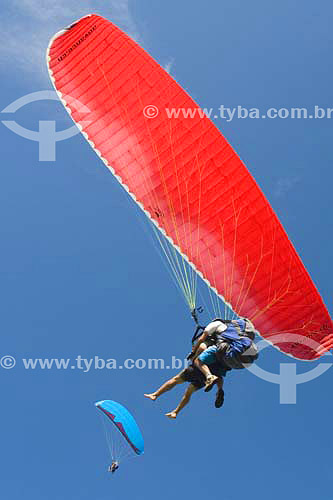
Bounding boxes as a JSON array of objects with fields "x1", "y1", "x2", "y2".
[{"x1": 0, "y1": 1, "x2": 332, "y2": 499}]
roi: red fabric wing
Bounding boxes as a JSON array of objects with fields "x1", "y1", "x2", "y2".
[{"x1": 47, "y1": 15, "x2": 333, "y2": 359}]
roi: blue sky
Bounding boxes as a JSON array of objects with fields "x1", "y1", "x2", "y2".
[{"x1": 0, "y1": 1, "x2": 332, "y2": 499}]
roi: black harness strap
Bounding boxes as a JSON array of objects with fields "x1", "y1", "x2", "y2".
[
  {"x1": 191, "y1": 325, "x2": 205, "y2": 344},
  {"x1": 191, "y1": 308, "x2": 205, "y2": 343}
]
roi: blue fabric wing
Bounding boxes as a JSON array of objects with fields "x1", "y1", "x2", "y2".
[{"x1": 95, "y1": 400, "x2": 144, "y2": 455}]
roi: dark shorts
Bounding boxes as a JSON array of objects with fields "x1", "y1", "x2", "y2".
[
  {"x1": 179, "y1": 362, "x2": 229, "y2": 389},
  {"x1": 179, "y1": 365, "x2": 206, "y2": 389}
]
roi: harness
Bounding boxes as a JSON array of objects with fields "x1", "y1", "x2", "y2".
[
  {"x1": 191, "y1": 307, "x2": 205, "y2": 343},
  {"x1": 190, "y1": 312, "x2": 259, "y2": 369},
  {"x1": 213, "y1": 318, "x2": 259, "y2": 369}
]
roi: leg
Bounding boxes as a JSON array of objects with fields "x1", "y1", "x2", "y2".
[
  {"x1": 216, "y1": 377, "x2": 224, "y2": 390},
  {"x1": 166, "y1": 384, "x2": 198, "y2": 419},
  {"x1": 215, "y1": 377, "x2": 225, "y2": 408},
  {"x1": 196, "y1": 346, "x2": 222, "y2": 391},
  {"x1": 144, "y1": 373, "x2": 184, "y2": 401},
  {"x1": 194, "y1": 357, "x2": 213, "y2": 379},
  {"x1": 193, "y1": 342, "x2": 213, "y2": 379},
  {"x1": 194, "y1": 345, "x2": 219, "y2": 390},
  {"x1": 192, "y1": 341, "x2": 208, "y2": 360}
]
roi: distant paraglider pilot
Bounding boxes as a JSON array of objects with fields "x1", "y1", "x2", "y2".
[
  {"x1": 108, "y1": 461, "x2": 119, "y2": 473},
  {"x1": 95, "y1": 400, "x2": 144, "y2": 474}
]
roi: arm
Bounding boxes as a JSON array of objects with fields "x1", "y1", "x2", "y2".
[
  {"x1": 188, "y1": 320, "x2": 225, "y2": 360},
  {"x1": 194, "y1": 320, "x2": 227, "y2": 351},
  {"x1": 190, "y1": 331, "x2": 208, "y2": 358}
]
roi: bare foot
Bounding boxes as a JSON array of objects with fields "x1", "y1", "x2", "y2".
[
  {"x1": 144, "y1": 393, "x2": 157, "y2": 401},
  {"x1": 165, "y1": 411, "x2": 177, "y2": 419}
]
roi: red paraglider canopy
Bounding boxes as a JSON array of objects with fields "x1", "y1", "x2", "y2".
[{"x1": 47, "y1": 14, "x2": 333, "y2": 360}]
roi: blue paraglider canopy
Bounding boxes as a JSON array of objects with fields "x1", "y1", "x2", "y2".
[{"x1": 95, "y1": 400, "x2": 144, "y2": 456}]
